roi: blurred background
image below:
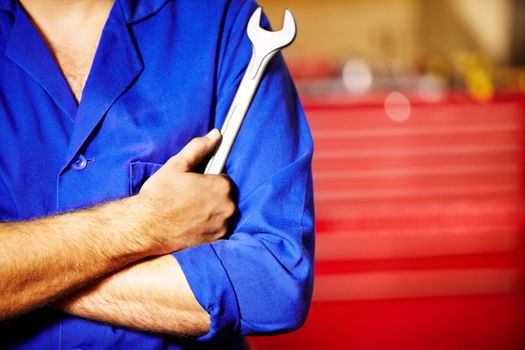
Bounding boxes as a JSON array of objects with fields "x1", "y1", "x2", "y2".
[{"x1": 249, "y1": 0, "x2": 525, "y2": 349}]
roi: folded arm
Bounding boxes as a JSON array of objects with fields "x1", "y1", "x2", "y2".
[
  {"x1": 0, "y1": 131, "x2": 234, "y2": 326},
  {"x1": 0, "y1": 196, "x2": 148, "y2": 321},
  {"x1": 56, "y1": 255, "x2": 209, "y2": 337},
  {"x1": 55, "y1": 1, "x2": 315, "y2": 340}
]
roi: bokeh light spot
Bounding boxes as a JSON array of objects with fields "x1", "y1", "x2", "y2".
[
  {"x1": 342, "y1": 59, "x2": 373, "y2": 94},
  {"x1": 385, "y1": 91, "x2": 412, "y2": 122}
]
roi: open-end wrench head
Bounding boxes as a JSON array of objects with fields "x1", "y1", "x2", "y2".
[{"x1": 247, "y1": 7, "x2": 297, "y2": 54}]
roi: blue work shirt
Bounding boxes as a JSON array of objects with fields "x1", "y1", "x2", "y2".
[{"x1": 0, "y1": 0, "x2": 314, "y2": 349}]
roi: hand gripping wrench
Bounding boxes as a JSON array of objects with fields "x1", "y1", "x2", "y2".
[{"x1": 204, "y1": 7, "x2": 297, "y2": 175}]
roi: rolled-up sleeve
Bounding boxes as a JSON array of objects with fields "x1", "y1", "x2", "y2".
[{"x1": 173, "y1": 0, "x2": 315, "y2": 341}]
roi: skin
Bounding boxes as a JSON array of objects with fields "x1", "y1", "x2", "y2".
[
  {"x1": 0, "y1": 128, "x2": 235, "y2": 337},
  {"x1": 0, "y1": 0, "x2": 238, "y2": 338},
  {"x1": 0, "y1": 0, "x2": 238, "y2": 337},
  {"x1": 19, "y1": 0, "x2": 114, "y2": 102},
  {"x1": 53, "y1": 131, "x2": 237, "y2": 337}
]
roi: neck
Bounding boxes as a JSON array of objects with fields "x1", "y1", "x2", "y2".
[
  {"x1": 18, "y1": 0, "x2": 114, "y2": 43},
  {"x1": 19, "y1": 0, "x2": 114, "y2": 25},
  {"x1": 18, "y1": 0, "x2": 115, "y2": 103}
]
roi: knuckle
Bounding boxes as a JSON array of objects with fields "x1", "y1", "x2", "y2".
[
  {"x1": 219, "y1": 175, "x2": 233, "y2": 193},
  {"x1": 192, "y1": 137, "x2": 207, "y2": 149},
  {"x1": 166, "y1": 155, "x2": 178, "y2": 167},
  {"x1": 217, "y1": 227, "x2": 228, "y2": 238},
  {"x1": 226, "y1": 202, "x2": 236, "y2": 217},
  {"x1": 211, "y1": 176, "x2": 226, "y2": 193},
  {"x1": 174, "y1": 154, "x2": 190, "y2": 168}
]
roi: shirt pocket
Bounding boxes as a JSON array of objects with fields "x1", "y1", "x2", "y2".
[{"x1": 129, "y1": 161, "x2": 163, "y2": 196}]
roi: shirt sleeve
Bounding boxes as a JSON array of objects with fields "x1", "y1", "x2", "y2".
[{"x1": 172, "y1": 0, "x2": 315, "y2": 340}]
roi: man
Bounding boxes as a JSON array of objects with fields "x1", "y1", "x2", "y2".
[{"x1": 0, "y1": 0, "x2": 314, "y2": 349}]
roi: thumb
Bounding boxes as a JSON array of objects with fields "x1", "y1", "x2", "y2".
[{"x1": 170, "y1": 129, "x2": 222, "y2": 172}]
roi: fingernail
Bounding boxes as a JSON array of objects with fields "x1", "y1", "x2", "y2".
[{"x1": 206, "y1": 129, "x2": 221, "y2": 140}]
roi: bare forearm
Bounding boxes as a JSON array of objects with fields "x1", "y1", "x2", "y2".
[
  {"x1": 0, "y1": 197, "x2": 151, "y2": 321},
  {"x1": 0, "y1": 131, "x2": 231, "y2": 327},
  {"x1": 56, "y1": 255, "x2": 210, "y2": 337}
]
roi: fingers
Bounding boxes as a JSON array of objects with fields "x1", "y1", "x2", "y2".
[{"x1": 170, "y1": 130, "x2": 221, "y2": 172}]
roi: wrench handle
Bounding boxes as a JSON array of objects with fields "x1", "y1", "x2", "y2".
[{"x1": 204, "y1": 50, "x2": 278, "y2": 175}]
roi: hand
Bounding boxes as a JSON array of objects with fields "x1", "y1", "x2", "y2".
[
  {"x1": 136, "y1": 129, "x2": 236, "y2": 255},
  {"x1": 0, "y1": 131, "x2": 234, "y2": 320}
]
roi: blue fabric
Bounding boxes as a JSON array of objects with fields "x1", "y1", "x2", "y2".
[{"x1": 0, "y1": 0, "x2": 314, "y2": 349}]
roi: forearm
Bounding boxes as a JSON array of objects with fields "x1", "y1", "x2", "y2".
[
  {"x1": 0, "y1": 131, "x2": 230, "y2": 327},
  {"x1": 56, "y1": 255, "x2": 210, "y2": 337},
  {"x1": 0, "y1": 196, "x2": 151, "y2": 321}
]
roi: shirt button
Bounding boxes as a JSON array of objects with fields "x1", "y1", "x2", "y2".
[{"x1": 71, "y1": 154, "x2": 88, "y2": 171}]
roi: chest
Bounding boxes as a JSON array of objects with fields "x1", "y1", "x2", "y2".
[
  {"x1": 20, "y1": 2, "x2": 113, "y2": 103},
  {"x1": 0, "y1": 2, "x2": 224, "y2": 219},
  {"x1": 52, "y1": 40, "x2": 99, "y2": 103}
]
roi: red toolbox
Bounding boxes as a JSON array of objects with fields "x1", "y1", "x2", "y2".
[{"x1": 249, "y1": 93, "x2": 525, "y2": 350}]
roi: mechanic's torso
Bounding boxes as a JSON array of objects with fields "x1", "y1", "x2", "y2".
[
  {"x1": 0, "y1": 0, "x2": 223, "y2": 220},
  {"x1": 0, "y1": 0, "x2": 244, "y2": 348}
]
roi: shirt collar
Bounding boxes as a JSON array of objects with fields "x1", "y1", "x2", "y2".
[
  {"x1": 118, "y1": 0, "x2": 171, "y2": 23},
  {"x1": 0, "y1": 0, "x2": 15, "y2": 13},
  {"x1": 0, "y1": 0, "x2": 171, "y2": 23}
]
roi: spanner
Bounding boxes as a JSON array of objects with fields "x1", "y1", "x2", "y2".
[{"x1": 204, "y1": 7, "x2": 297, "y2": 175}]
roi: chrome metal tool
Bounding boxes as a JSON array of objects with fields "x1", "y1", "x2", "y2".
[{"x1": 205, "y1": 7, "x2": 297, "y2": 174}]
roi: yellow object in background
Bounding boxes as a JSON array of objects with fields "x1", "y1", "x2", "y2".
[{"x1": 467, "y1": 67, "x2": 494, "y2": 101}]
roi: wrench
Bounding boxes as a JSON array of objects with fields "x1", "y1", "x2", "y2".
[{"x1": 204, "y1": 7, "x2": 297, "y2": 175}]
